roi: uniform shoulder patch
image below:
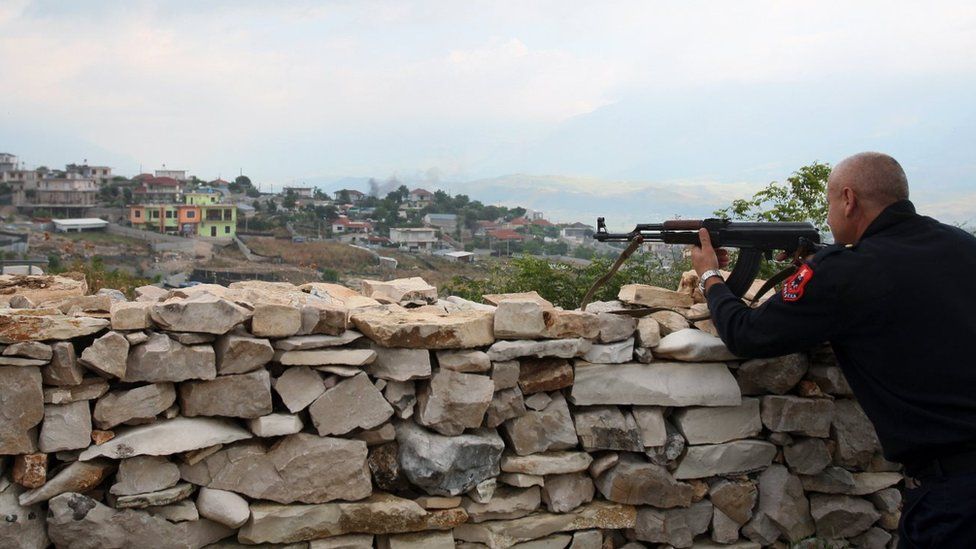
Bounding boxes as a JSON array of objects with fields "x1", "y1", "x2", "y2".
[{"x1": 782, "y1": 263, "x2": 814, "y2": 302}]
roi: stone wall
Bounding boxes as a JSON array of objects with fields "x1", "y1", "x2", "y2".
[{"x1": 0, "y1": 275, "x2": 902, "y2": 549}]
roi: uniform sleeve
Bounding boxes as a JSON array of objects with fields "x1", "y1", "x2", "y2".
[{"x1": 706, "y1": 259, "x2": 846, "y2": 358}]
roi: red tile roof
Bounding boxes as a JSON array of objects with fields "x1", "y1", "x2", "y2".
[{"x1": 487, "y1": 228, "x2": 525, "y2": 241}]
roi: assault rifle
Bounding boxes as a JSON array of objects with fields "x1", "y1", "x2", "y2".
[{"x1": 582, "y1": 218, "x2": 822, "y2": 309}]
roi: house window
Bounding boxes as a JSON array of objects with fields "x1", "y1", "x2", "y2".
[
  {"x1": 134, "y1": 210, "x2": 141, "y2": 218},
  {"x1": 224, "y1": 226, "x2": 230, "y2": 234},
  {"x1": 165, "y1": 211, "x2": 173, "y2": 218},
  {"x1": 187, "y1": 211, "x2": 195, "y2": 218}
]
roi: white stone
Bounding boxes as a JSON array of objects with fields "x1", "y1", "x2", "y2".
[
  {"x1": 78, "y1": 417, "x2": 252, "y2": 460},
  {"x1": 632, "y1": 407, "x2": 667, "y2": 447},
  {"x1": 273, "y1": 366, "x2": 326, "y2": 413},
  {"x1": 196, "y1": 487, "x2": 251, "y2": 528},
  {"x1": 674, "y1": 440, "x2": 777, "y2": 479},
  {"x1": 652, "y1": 329, "x2": 738, "y2": 361},
  {"x1": 672, "y1": 398, "x2": 762, "y2": 444},
  {"x1": 581, "y1": 338, "x2": 634, "y2": 364},
  {"x1": 494, "y1": 299, "x2": 547, "y2": 339},
  {"x1": 276, "y1": 348, "x2": 376, "y2": 366},
  {"x1": 252, "y1": 303, "x2": 303, "y2": 338},
  {"x1": 367, "y1": 346, "x2": 432, "y2": 381},
  {"x1": 247, "y1": 414, "x2": 304, "y2": 437},
  {"x1": 570, "y1": 361, "x2": 741, "y2": 407},
  {"x1": 487, "y1": 339, "x2": 590, "y2": 362},
  {"x1": 273, "y1": 331, "x2": 363, "y2": 350}
]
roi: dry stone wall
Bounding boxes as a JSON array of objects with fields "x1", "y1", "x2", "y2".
[{"x1": 0, "y1": 275, "x2": 902, "y2": 548}]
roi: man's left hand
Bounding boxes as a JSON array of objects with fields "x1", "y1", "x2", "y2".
[{"x1": 691, "y1": 228, "x2": 730, "y2": 276}]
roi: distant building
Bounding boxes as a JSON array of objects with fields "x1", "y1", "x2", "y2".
[
  {"x1": 486, "y1": 228, "x2": 525, "y2": 241},
  {"x1": 66, "y1": 163, "x2": 113, "y2": 186},
  {"x1": 133, "y1": 176, "x2": 182, "y2": 204},
  {"x1": 408, "y1": 188, "x2": 434, "y2": 204},
  {"x1": 390, "y1": 227, "x2": 438, "y2": 252},
  {"x1": 0, "y1": 153, "x2": 18, "y2": 173},
  {"x1": 331, "y1": 215, "x2": 372, "y2": 244},
  {"x1": 423, "y1": 213, "x2": 457, "y2": 232},
  {"x1": 560, "y1": 222, "x2": 592, "y2": 241},
  {"x1": 9, "y1": 176, "x2": 98, "y2": 214},
  {"x1": 442, "y1": 250, "x2": 475, "y2": 263},
  {"x1": 53, "y1": 218, "x2": 109, "y2": 232},
  {"x1": 336, "y1": 189, "x2": 365, "y2": 204},
  {"x1": 155, "y1": 169, "x2": 188, "y2": 181},
  {"x1": 129, "y1": 189, "x2": 236, "y2": 239},
  {"x1": 283, "y1": 186, "x2": 314, "y2": 199},
  {"x1": 525, "y1": 209, "x2": 545, "y2": 221}
]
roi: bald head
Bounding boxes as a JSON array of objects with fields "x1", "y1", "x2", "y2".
[{"x1": 830, "y1": 152, "x2": 909, "y2": 209}]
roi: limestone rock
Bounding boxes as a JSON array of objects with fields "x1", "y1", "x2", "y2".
[
  {"x1": 595, "y1": 313, "x2": 637, "y2": 343},
  {"x1": 853, "y1": 527, "x2": 893, "y2": 549},
  {"x1": 214, "y1": 334, "x2": 273, "y2": 374},
  {"x1": 806, "y1": 365, "x2": 853, "y2": 396},
  {"x1": 416, "y1": 370, "x2": 493, "y2": 436},
  {"x1": 503, "y1": 392, "x2": 577, "y2": 455},
  {"x1": 39, "y1": 400, "x2": 92, "y2": 452},
  {"x1": 523, "y1": 392, "x2": 551, "y2": 410},
  {"x1": 352, "y1": 307, "x2": 494, "y2": 349},
  {"x1": 300, "y1": 303, "x2": 350, "y2": 336},
  {"x1": 487, "y1": 339, "x2": 589, "y2": 362},
  {"x1": 436, "y1": 350, "x2": 490, "y2": 373},
  {"x1": 362, "y1": 277, "x2": 437, "y2": 305},
  {"x1": 19, "y1": 458, "x2": 115, "y2": 505},
  {"x1": 849, "y1": 472, "x2": 903, "y2": 496},
  {"x1": 380, "y1": 530, "x2": 455, "y2": 549},
  {"x1": 635, "y1": 317, "x2": 661, "y2": 348},
  {"x1": 518, "y1": 357, "x2": 573, "y2": 395},
  {"x1": 250, "y1": 303, "x2": 302, "y2": 338},
  {"x1": 491, "y1": 360, "x2": 521, "y2": 391},
  {"x1": 151, "y1": 293, "x2": 250, "y2": 334},
  {"x1": 146, "y1": 499, "x2": 199, "y2": 523},
  {"x1": 0, "y1": 480, "x2": 49, "y2": 549},
  {"x1": 124, "y1": 333, "x2": 216, "y2": 383},
  {"x1": 196, "y1": 487, "x2": 250, "y2": 528},
  {"x1": 483, "y1": 291, "x2": 553, "y2": 308},
  {"x1": 384, "y1": 380, "x2": 416, "y2": 419},
  {"x1": 573, "y1": 406, "x2": 643, "y2": 452},
  {"x1": 738, "y1": 354, "x2": 809, "y2": 395},
  {"x1": 273, "y1": 366, "x2": 326, "y2": 413},
  {"x1": 569, "y1": 530, "x2": 602, "y2": 549},
  {"x1": 44, "y1": 377, "x2": 109, "y2": 404},
  {"x1": 672, "y1": 398, "x2": 761, "y2": 444},
  {"x1": 645, "y1": 311, "x2": 688, "y2": 337},
  {"x1": 570, "y1": 361, "x2": 741, "y2": 407},
  {"x1": 632, "y1": 407, "x2": 667, "y2": 447},
  {"x1": 495, "y1": 299, "x2": 547, "y2": 339},
  {"x1": 397, "y1": 422, "x2": 504, "y2": 496},
  {"x1": 784, "y1": 438, "x2": 832, "y2": 475},
  {"x1": 247, "y1": 413, "x2": 304, "y2": 437},
  {"x1": 273, "y1": 331, "x2": 363, "y2": 350},
  {"x1": 800, "y1": 466, "x2": 857, "y2": 494},
  {"x1": 179, "y1": 369, "x2": 272, "y2": 419},
  {"x1": 653, "y1": 329, "x2": 737, "y2": 362},
  {"x1": 239, "y1": 493, "x2": 468, "y2": 544},
  {"x1": 181, "y1": 434, "x2": 371, "y2": 504},
  {"x1": 12, "y1": 453, "x2": 47, "y2": 488},
  {"x1": 79, "y1": 331, "x2": 129, "y2": 379},
  {"x1": 463, "y1": 486, "x2": 541, "y2": 522},
  {"x1": 760, "y1": 395, "x2": 834, "y2": 437},
  {"x1": 542, "y1": 473, "x2": 594, "y2": 513},
  {"x1": 499, "y1": 473, "x2": 545, "y2": 489},
  {"x1": 93, "y1": 382, "x2": 176, "y2": 429},
  {"x1": 453, "y1": 501, "x2": 636, "y2": 548},
  {"x1": 756, "y1": 464, "x2": 815, "y2": 542},
  {"x1": 310, "y1": 373, "x2": 394, "y2": 436},
  {"x1": 485, "y1": 388, "x2": 527, "y2": 429},
  {"x1": 501, "y1": 452, "x2": 593, "y2": 476},
  {"x1": 581, "y1": 338, "x2": 634, "y2": 364},
  {"x1": 41, "y1": 341, "x2": 84, "y2": 386},
  {"x1": 111, "y1": 455, "x2": 181, "y2": 496},
  {"x1": 367, "y1": 346, "x2": 431, "y2": 381},
  {"x1": 832, "y1": 399, "x2": 882, "y2": 469},
  {"x1": 542, "y1": 310, "x2": 599, "y2": 339},
  {"x1": 125, "y1": 331, "x2": 148, "y2": 345},
  {"x1": 0, "y1": 366, "x2": 43, "y2": 454},
  {"x1": 47, "y1": 493, "x2": 233, "y2": 549},
  {"x1": 78, "y1": 416, "x2": 252, "y2": 460},
  {"x1": 709, "y1": 480, "x2": 757, "y2": 525},
  {"x1": 3, "y1": 341, "x2": 52, "y2": 360},
  {"x1": 110, "y1": 301, "x2": 153, "y2": 330},
  {"x1": 674, "y1": 440, "x2": 777, "y2": 480},
  {"x1": 114, "y1": 482, "x2": 196, "y2": 509},
  {"x1": 618, "y1": 284, "x2": 693, "y2": 309},
  {"x1": 594, "y1": 454, "x2": 693, "y2": 508},
  {"x1": 0, "y1": 356, "x2": 46, "y2": 366},
  {"x1": 277, "y1": 348, "x2": 376, "y2": 366},
  {"x1": 309, "y1": 534, "x2": 375, "y2": 548},
  {"x1": 634, "y1": 500, "x2": 713, "y2": 548},
  {"x1": 0, "y1": 312, "x2": 108, "y2": 344},
  {"x1": 810, "y1": 494, "x2": 881, "y2": 538}
]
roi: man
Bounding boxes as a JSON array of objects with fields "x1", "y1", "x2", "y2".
[{"x1": 691, "y1": 152, "x2": 976, "y2": 547}]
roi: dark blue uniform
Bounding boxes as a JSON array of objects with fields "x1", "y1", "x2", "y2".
[{"x1": 705, "y1": 200, "x2": 976, "y2": 547}]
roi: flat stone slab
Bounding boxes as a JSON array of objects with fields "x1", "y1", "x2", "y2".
[
  {"x1": 273, "y1": 331, "x2": 363, "y2": 350},
  {"x1": 570, "y1": 361, "x2": 741, "y2": 407},
  {"x1": 351, "y1": 307, "x2": 494, "y2": 349},
  {"x1": 674, "y1": 440, "x2": 777, "y2": 479},
  {"x1": 276, "y1": 348, "x2": 377, "y2": 366},
  {"x1": 487, "y1": 339, "x2": 590, "y2": 362},
  {"x1": 500, "y1": 452, "x2": 593, "y2": 476},
  {"x1": 0, "y1": 313, "x2": 108, "y2": 343},
  {"x1": 78, "y1": 416, "x2": 252, "y2": 461}
]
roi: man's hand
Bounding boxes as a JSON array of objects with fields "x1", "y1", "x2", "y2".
[{"x1": 691, "y1": 228, "x2": 730, "y2": 276}]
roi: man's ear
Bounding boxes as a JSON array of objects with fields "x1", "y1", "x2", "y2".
[{"x1": 843, "y1": 187, "x2": 858, "y2": 218}]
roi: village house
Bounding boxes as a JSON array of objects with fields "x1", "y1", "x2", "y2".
[
  {"x1": 66, "y1": 163, "x2": 113, "y2": 186},
  {"x1": 129, "y1": 188, "x2": 236, "y2": 239},
  {"x1": 282, "y1": 186, "x2": 314, "y2": 199},
  {"x1": 408, "y1": 188, "x2": 434, "y2": 204},
  {"x1": 331, "y1": 215, "x2": 372, "y2": 244},
  {"x1": 132, "y1": 176, "x2": 182, "y2": 204},
  {"x1": 389, "y1": 227, "x2": 438, "y2": 252},
  {"x1": 155, "y1": 168, "x2": 188, "y2": 181},
  {"x1": 423, "y1": 213, "x2": 457, "y2": 233},
  {"x1": 560, "y1": 222, "x2": 593, "y2": 242},
  {"x1": 335, "y1": 189, "x2": 366, "y2": 204}
]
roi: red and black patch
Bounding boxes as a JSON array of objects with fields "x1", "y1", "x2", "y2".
[{"x1": 782, "y1": 264, "x2": 814, "y2": 302}]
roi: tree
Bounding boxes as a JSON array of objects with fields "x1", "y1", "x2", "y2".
[
  {"x1": 235, "y1": 175, "x2": 252, "y2": 188},
  {"x1": 283, "y1": 190, "x2": 297, "y2": 210},
  {"x1": 714, "y1": 162, "x2": 832, "y2": 231},
  {"x1": 337, "y1": 190, "x2": 351, "y2": 204},
  {"x1": 314, "y1": 188, "x2": 330, "y2": 201}
]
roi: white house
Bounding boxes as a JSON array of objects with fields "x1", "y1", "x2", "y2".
[{"x1": 390, "y1": 227, "x2": 438, "y2": 252}]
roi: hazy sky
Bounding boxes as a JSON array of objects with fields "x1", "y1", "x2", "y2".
[{"x1": 2, "y1": 1, "x2": 974, "y2": 224}]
